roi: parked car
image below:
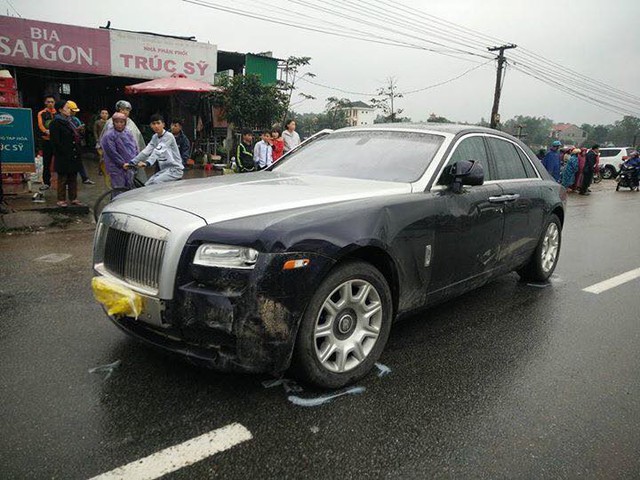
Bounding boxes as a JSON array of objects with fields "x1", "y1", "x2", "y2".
[
  {"x1": 92, "y1": 124, "x2": 566, "y2": 388},
  {"x1": 599, "y1": 147, "x2": 634, "y2": 179}
]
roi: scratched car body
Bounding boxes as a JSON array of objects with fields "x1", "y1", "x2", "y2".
[{"x1": 93, "y1": 124, "x2": 566, "y2": 388}]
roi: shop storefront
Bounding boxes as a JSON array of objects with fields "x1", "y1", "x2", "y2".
[{"x1": 0, "y1": 15, "x2": 218, "y2": 149}]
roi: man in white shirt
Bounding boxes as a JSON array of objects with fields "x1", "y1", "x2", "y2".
[
  {"x1": 253, "y1": 130, "x2": 273, "y2": 170},
  {"x1": 282, "y1": 119, "x2": 300, "y2": 154}
]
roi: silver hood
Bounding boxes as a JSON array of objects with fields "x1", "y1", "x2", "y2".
[{"x1": 109, "y1": 172, "x2": 412, "y2": 224}]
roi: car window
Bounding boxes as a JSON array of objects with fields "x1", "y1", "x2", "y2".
[
  {"x1": 486, "y1": 137, "x2": 528, "y2": 180},
  {"x1": 437, "y1": 136, "x2": 492, "y2": 185},
  {"x1": 273, "y1": 131, "x2": 444, "y2": 183},
  {"x1": 599, "y1": 149, "x2": 621, "y2": 157},
  {"x1": 515, "y1": 146, "x2": 539, "y2": 178}
]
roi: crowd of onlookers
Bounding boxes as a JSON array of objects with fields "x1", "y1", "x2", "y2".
[
  {"x1": 538, "y1": 141, "x2": 600, "y2": 195},
  {"x1": 35, "y1": 96, "x2": 191, "y2": 206},
  {"x1": 32, "y1": 93, "x2": 305, "y2": 208},
  {"x1": 233, "y1": 119, "x2": 300, "y2": 173},
  {"x1": 537, "y1": 140, "x2": 640, "y2": 193}
]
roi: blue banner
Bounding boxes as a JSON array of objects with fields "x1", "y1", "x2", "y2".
[{"x1": 0, "y1": 107, "x2": 36, "y2": 173}]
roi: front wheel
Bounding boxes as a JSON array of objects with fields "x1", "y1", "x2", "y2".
[
  {"x1": 517, "y1": 214, "x2": 562, "y2": 282},
  {"x1": 292, "y1": 260, "x2": 393, "y2": 389}
]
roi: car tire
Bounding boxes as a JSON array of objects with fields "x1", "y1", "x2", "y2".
[
  {"x1": 517, "y1": 214, "x2": 562, "y2": 282},
  {"x1": 602, "y1": 166, "x2": 616, "y2": 179},
  {"x1": 292, "y1": 260, "x2": 393, "y2": 389}
]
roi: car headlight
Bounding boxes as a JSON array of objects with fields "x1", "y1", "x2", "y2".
[{"x1": 193, "y1": 243, "x2": 259, "y2": 269}]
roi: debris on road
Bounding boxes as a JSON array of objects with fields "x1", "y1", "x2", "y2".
[
  {"x1": 89, "y1": 359, "x2": 122, "y2": 381},
  {"x1": 375, "y1": 362, "x2": 392, "y2": 377}
]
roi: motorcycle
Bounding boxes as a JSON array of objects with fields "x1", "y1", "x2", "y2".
[
  {"x1": 615, "y1": 164, "x2": 640, "y2": 191},
  {"x1": 592, "y1": 164, "x2": 602, "y2": 184}
]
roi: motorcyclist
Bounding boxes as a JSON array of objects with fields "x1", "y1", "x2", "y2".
[{"x1": 622, "y1": 150, "x2": 640, "y2": 190}]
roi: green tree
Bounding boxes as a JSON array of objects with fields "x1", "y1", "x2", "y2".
[
  {"x1": 279, "y1": 56, "x2": 316, "y2": 123},
  {"x1": 325, "y1": 97, "x2": 351, "y2": 129},
  {"x1": 427, "y1": 113, "x2": 451, "y2": 123},
  {"x1": 608, "y1": 116, "x2": 640, "y2": 146},
  {"x1": 210, "y1": 74, "x2": 287, "y2": 130},
  {"x1": 370, "y1": 77, "x2": 403, "y2": 122},
  {"x1": 502, "y1": 115, "x2": 554, "y2": 148}
]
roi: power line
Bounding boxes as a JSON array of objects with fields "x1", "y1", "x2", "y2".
[
  {"x1": 511, "y1": 64, "x2": 636, "y2": 117},
  {"x1": 356, "y1": 0, "x2": 640, "y2": 111},
  {"x1": 287, "y1": 0, "x2": 494, "y2": 60},
  {"x1": 185, "y1": 0, "x2": 492, "y2": 65},
  {"x1": 5, "y1": 0, "x2": 21, "y2": 17},
  {"x1": 401, "y1": 60, "x2": 492, "y2": 94},
  {"x1": 299, "y1": 60, "x2": 492, "y2": 98}
]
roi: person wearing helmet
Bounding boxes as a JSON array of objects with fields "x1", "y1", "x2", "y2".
[
  {"x1": 99, "y1": 100, "x2": 145, "y2": 151},
  {"x1": 542, "y1": 140, "x2": 562, "y2": 182},
  {"x1": 622, "y1": 150, "x2": 640, "y2": 190}
]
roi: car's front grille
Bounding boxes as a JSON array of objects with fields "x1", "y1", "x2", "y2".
[{"x1": 102, "y1": 226, "x2": 167, "y2": 291}]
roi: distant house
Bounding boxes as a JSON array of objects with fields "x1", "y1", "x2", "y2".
[
  {"x1": 551, "y1": 123, "x2": 586, "y2": 144},
  {"x1": 342, "y1": 101, "x2": 376, "y2": 126}
]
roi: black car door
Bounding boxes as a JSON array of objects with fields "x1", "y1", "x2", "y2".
[
  {"x1": 426, "y1": 135, "x2": 505, "y2": 297},
  {"x1": 485, "y1": 136, "x2": 545, "y2": 270}
]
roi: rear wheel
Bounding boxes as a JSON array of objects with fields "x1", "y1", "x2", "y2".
[
  {"x1": 517, "y1": 214, "x2": 562, "y2": 282},
  {"x1": 93, "y1": 187, "x2": 130, "y2": 222},
  {"x1": 292, "y1": 260, "x2": 393, "y2": 389}
]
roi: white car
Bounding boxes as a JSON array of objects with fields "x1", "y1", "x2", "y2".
[{"x1": 599, "y1": 147, "x2": 634, "y2": 179}]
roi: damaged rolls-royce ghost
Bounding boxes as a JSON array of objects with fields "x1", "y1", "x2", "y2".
[{"x1": 92, "y1": 124, "x2": 566, "y2": 388}]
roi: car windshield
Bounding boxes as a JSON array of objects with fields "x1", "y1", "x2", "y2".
[{"x1": 272, "y1": 130, "x2": 445, "y2": 183}]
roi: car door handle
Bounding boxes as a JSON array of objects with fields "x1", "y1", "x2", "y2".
[{"x1": 489, "y1": 194, "x2": 520, "y2": 203}]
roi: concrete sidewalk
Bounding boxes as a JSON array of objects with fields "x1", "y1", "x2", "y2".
[{"x1": 1, "y1": 152, "x2": 221, "y2": 232}]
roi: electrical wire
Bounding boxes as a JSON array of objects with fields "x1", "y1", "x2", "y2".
[
  {"x1": 512, "y1": 64, "x2": 636, "y2": 117},
  {"x1": 360, "y1": 0, "x2": 640, "y2": 108},
  {"x1": 6, "y1": 0, "x2": 22, "y2": 18},
  {"x1": 299, "y1": 59, "x2": 492, "y2": 98}
]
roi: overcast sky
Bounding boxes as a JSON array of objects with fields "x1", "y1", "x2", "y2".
[{"x1": 7, "y1": 0, "x2": 640, "y2": 125}]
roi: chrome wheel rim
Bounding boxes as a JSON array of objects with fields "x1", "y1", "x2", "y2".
[
  {"x1": 541, "y1": 223, "x2": 560, "y2": 273},
  {"x1": 313, "y1": 279, "x2": 383, "y2": 373}
]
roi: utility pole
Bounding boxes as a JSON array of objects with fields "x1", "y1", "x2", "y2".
[{"x1": 488, "y1": 44, "x2": 517, "y2": 129}]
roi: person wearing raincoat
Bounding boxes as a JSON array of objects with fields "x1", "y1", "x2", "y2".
[
  {"x1": 561, "y1": 148, "x2": 580, "y2": 190},
  {"x1": 100, "y1": 112, "x2": 138, "y2": 189}
]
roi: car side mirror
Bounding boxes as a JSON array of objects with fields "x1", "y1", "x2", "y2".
[{"x1": 448, "y1": 160, "x2": 484, "y2": 193}]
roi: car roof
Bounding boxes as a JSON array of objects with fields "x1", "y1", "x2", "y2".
[
  {"x1": 340, "y1": 122, "x2": 507, "y2": 136},
  {"x1": 339, "y1": 122, "x2": 526, "y2": 144}
]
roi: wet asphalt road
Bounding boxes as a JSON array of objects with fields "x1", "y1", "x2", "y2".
[{"x1": 1, "y1": 183, "x2": 639, "y2": 479}]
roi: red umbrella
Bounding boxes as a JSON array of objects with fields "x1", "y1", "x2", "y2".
[{"x1": 124, "y1": 73, "x2": 223, "y2": 96}]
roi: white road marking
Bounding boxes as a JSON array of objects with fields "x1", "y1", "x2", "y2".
[
  {"x1": 89, "y1": 423, "x2": 252, "y2": 480},
  {"x1": 583, "y1": 267, "x2": 640, "y2": 294},
  {"x1": 34, "y1": 253, "x2": 72, "y2": 263}
]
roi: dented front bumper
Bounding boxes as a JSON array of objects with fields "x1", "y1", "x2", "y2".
[{"x1": 101, "y1": 252, "x2": 336, "y2": 374}]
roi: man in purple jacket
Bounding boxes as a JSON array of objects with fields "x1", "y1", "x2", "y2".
[{"x1": 100, "y1": 113, "x2": 138, "y2": 189}]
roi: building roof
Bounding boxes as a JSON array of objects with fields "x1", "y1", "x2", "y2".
[
  {"x1": 347, "y1": 101, "x2": 373, "y2": 109},
  {"x1": 552, "y1": 123, "x2": 579, "y2": 131}
]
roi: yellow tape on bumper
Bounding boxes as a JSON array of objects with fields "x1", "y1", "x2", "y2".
[{"x1": 92, "y1": 277, "x2": 143, "y2": 319}]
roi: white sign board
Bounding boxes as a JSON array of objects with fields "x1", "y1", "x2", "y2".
[{"x1": 109, "y1": 30, "x2": 217, "y2": 83}]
